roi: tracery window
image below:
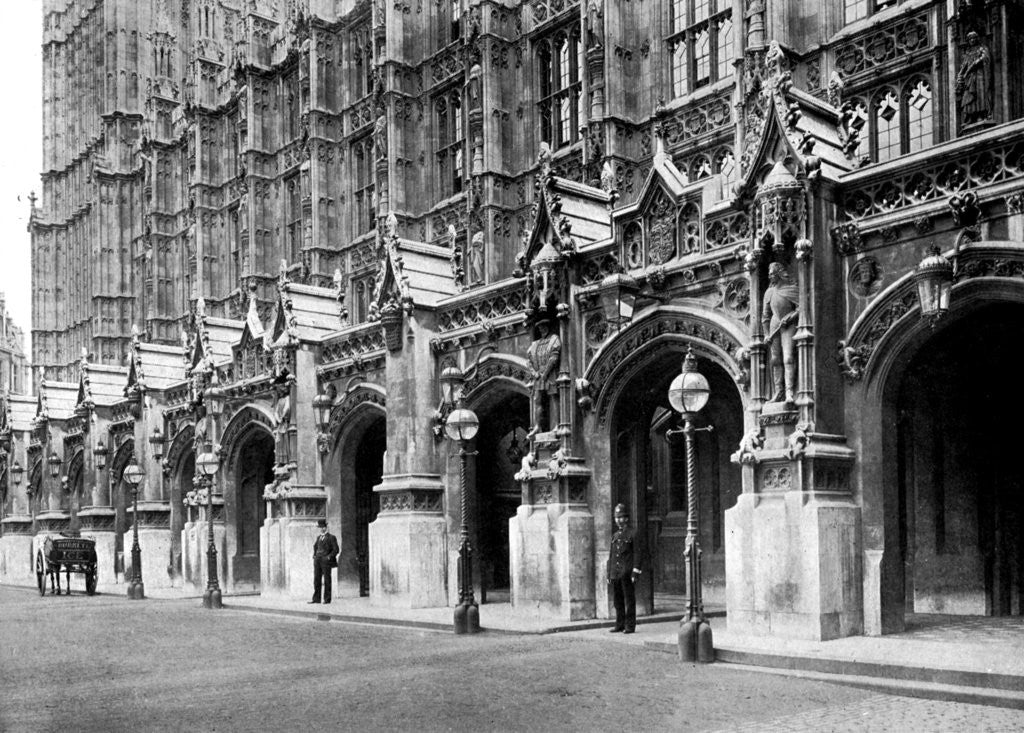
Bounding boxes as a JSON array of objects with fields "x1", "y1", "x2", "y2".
[
  {"x1": 436, "y1": 90, "x2": 464, "y2": 198},
  {"x1": 668, "y1": 0, "x2": 733, "y2": 98},
  {"x1": 284, "y1": 175, "x2": 301, "y2": 263},
  {"x1": 852, "y1": 76, "x2": 934, "y2": 163},
  {"x1": 536, "y1": 27, "x2": 583, "y2": 148},
  {"x1": 352, "y1": 25, "x2": 373, "y2": 99},
  {"x1": 714, "y1": 147, "x2": 736, "y2": 198},
  {"x1": 353, "y1": 136, "x2": 376, "y2": 234},
  {"x1": 438, "y1": 0, "x2": 461, "y2": 47},
  {"x1": 844, "y1": 0, "x2": 897, "y2": 26}
]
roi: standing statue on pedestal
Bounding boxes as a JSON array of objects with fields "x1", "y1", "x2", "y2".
[
  {"x1": 956, "y1": 31, "x2": 992, "y2": 127},
  {"x1": 527, "y1": 318, "x2": 561, "y2": 433},
  {"x1": 761, "y1": 263, "x2": 799, "y2": 404}
]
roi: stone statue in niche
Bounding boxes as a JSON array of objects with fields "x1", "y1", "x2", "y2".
[
  {"x1": 956, "y1": 31, "x2": 992, "y2": 127},
  {"x1": 586, "y1": 1, "x2": 604, "y2": 50},
  {"x1": 274, "y1": 379, "x2": 292, "y2": 466},
  {"x1": 468, "y1": 232, "x2": 485, "y2": 285},
  {"x1": 527, "y1": 318, "x2": 561, "y2": 434},
  {"x1": 745, "y1": 0, "x2": 765, "y2": 50},
  {"x1": 374, "y1": 115, "x2": 387, "y2": 161},
  {"x1": 761, "y1": 263, "x2": 799, "y2": 404}
]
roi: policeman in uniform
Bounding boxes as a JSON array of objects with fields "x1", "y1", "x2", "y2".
[{"x1": 607, "y1": 503, "x2": 643, "y2": 633}]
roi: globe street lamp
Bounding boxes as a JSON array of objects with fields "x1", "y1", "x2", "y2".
[
  {"x1": 445, "y1": 404, "x2": 480, "y2": 634},
  {"x1": 122, "y1": 462, "x2": 146, "y2": 600},
  {"x1": 666, "y1": 346, "x2": 714, "y2": 663},
  {"x1": 198, "y1": 371, "x2": 226, "y2": 610}
]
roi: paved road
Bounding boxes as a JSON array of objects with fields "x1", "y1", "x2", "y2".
[{"x1": 2, "y1": 587, "x2": 1022, "y2": 732}]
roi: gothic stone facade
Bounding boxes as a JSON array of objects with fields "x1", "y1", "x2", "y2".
[{"x1": 5, "y1": 0, "x2": 1024, "y2": 638}]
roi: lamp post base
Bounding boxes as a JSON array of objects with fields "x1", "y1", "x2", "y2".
[
  {"x1": 453, "y1": 601, "x2": 480, "y2": 634},
  {"x1": 202, "y1": 588, "x2": 223, "y2": 609},
  {"x1": 127, "y1": 580, "x2": 145, "y2": 600},
  {"x1": 678, "y1": 619, "x2": 714, "y2": 663}
]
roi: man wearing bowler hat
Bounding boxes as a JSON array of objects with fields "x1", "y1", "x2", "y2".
[
  {"x1": 607, "y1": 503, "x2": 644, "y2": 633},
  {"x1": 310, "y1": 518, "x2": 340, "y2": 604}
]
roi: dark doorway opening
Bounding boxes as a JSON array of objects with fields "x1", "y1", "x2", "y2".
[
  {"x1": 354, "y1": 418, "x2": 385, "y2": 596},
  {"x1": 897, "y1": 303, "x2": 1024, "y2": 616},
  {"x1": 610, "y1": 349, "x2": 743, "y2": 614},
  {"x1": 234, "y1": 431, "x2": 274, "y2": 586},
  {"x1": 475, "y1": 392, "x2": 529, "y2": 604}
]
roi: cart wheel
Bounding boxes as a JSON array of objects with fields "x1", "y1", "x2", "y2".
[
  {"x1": 36, "y1": 552, "x2": 46, "y2": 596},
  {"x1": 85, "y1": 568, "x2": 97, "y2": 596}
]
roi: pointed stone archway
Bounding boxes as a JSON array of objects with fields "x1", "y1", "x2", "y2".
[
  {"x1": 584, "y1": 306, "x2": 748, "y2": 620},
  {"x1": 219, "y1": 405, "x2": 276, "y2": 592},
  {"x1": 849, "y1": 262, "x2": 1024, "y2": 633},
  {"x1": 165, "y1": 424, "x2": 195, "y2": 586},
  {"x1": 462, "y1": 362, "x2": 531, "y2": 605},
  {"x1": 326, "y1": 385, "x2": 386, "y2": 599}
]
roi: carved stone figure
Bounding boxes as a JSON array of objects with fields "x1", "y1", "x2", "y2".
[
  {"x1": 468, "y1": 232, "x2": 484, "y2": 285},
  {"x1": 586, "y1": 1, "x2": 604, "y2": 50},
  {"x1": 527, "y1": 318, "x2": 561, "y2": 433},
  {"x1": 745, "y1": 0, "x2": 765, "y2": 50},
  {"x1": 374, "y1": 115, "x2": 387, "y2": 161},
  {"x1": 761, "y1": 263, "x2": 799, "y2": 404},
  {"x1": 956, "y1": 31, "x2": 992, "y2": 126}
]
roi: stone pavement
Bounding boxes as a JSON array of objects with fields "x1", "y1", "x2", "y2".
[{"x1": 62, "y1": 579, "x2": 1024, "y2": 709}]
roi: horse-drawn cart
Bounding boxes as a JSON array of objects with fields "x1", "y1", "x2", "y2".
[{"x1": 36, "y1": 535, "x2": 98, "y2": 596}]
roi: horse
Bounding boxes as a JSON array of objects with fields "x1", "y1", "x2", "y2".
[{"x1": 41, "y1": 537, "x2": 72, "y2": 595}]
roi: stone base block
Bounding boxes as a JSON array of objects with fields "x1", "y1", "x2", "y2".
[
  {"x1": 369, "y1": 513, "x2": 447, "y2": 608},
  {"x1": 0, "y1": 533, "x2": 34, "y2": 586},
  {"x1": 261, "y1": 517, "x2": 320, "y2": 601},
  {"x1": 181, "y1": 521, "x2": 226, "y2": 596},
  {"x1": 510, "y1": 504, "x2": 595, "y2": 621},
  {"x1": 80, "y1": 530, "x2": 116, "y2": 588},
  {"x1": 726, "y1": 492, "x2": 863, "y2": 641},
  {"x1": 131, "y1": 528, "x2": 174, "y2": 590}
]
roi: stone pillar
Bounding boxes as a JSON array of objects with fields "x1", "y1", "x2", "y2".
[
  {"x1": 725, "y1": 408, "x2": 861, "y2": 640},
  {"x1": 745, "y1": 247, "x2": 766, "y2": 422},
  {"x1": 509, "y1": 457, "x2": 595, "y2": 620},
  {"x1": 794, "y1": 238, "x2": 815, "y2": 426},
  {"x1": 0, "y1": 436, "x2": 35, "y2": 586},
  {"x1": 79, "y1": 423, "x2": 116, "y2": 587},
  {"x1": 368, "y1": 310, "x2": 447, "y2": 608},
  {"x1": 261, "y1": 486, "x2": 325, "y2": 601}
]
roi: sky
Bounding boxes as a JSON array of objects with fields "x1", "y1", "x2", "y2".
[{"x1": 0, "y1": 3, "x2": 41, "y2": 356}]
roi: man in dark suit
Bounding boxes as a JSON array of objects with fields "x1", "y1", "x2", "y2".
[
  {"x1": 310, "y1": 519, "x2": 340, "y2": 604},
  {"x1": 607, "y1": 503, "x2": 643, "y2": 633}
]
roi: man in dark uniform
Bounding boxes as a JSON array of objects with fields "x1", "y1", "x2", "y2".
[
  {"x1": 310, "y1": 519, "x2": 340, "y2": 604},
  {"x1": 607, "y1": 503, "x2": 643, "y2": 633}
]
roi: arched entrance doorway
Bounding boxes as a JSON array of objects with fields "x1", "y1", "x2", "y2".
[
  {"x1": 895, "y1": 302, "x2": 1024, "y2": 616},
  {"x1": 109, "y1": 440, "x2": 133, "y2": 579},
  {"x1": 473, "y1": 390, "x2": 530, "y2": 603},
  {"x1": 609, "y1": 348, "x2": 743, "y2": 612},
  {"x1": 231, "y1": 429, "x2": 274, "y2": 588},
  {"x1": 332, "y1": 396, "x2": 386, "y2": 598},
  {"x1": 166, "y1": 424, "x2": 195, "y2": 582}
]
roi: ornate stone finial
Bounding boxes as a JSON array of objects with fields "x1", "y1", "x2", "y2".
[
  {"x1": 448, "y1": 224, "x2": 465, "y2": 289},
  {"x1": 196, "y1": 297, "x2": 207, "y2": 321},
  {"x1": 332, "y1": 267, "x2": 344, "y2": 292},
  {"x1": 278, "y1": 259, "x2": 289, "y2": 288},
  {"x1": 385, "y1": 211, "x2": 398, "y2": 239}
]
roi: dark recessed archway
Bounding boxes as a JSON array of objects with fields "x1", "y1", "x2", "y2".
[{"x1": 896, "y1": 302, "x2": 1024, "y2": 616}]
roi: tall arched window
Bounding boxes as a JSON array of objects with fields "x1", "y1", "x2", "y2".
[
  {"x1": 666, "y1": 0, "x2": 732, "y2": 98},
  {"x1": 906, "y1": 78, "x2": 934, "y2": 153},
  {"x1": 874, "y1": 88, "x2": 901, "y2": 163},
  {"x1": 536, "y1": 28, "x2": 581, "y2": 148},
  {"x1": 436, "y1": 90, "x2": 464, "y2": 197}
]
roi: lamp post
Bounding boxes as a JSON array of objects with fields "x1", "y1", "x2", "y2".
[
  {"x1": 445, "y1": 403, "x2": 480, "y2": 634},
  {"x1": 198, "y1": 371, "x2": 226, "y2": 610},
  {"x1": 122, "y1": 462, "x2": 146, "y2": 599},
  {"x1": 666, "y1": 346, "x2": 714, "y2": 663}
]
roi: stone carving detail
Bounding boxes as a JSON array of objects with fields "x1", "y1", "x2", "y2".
[
  {"x1": 461, "y1": 358, "x2": 531, "y2": 402},
  {"x1": 579, "y1": 252, "x2": 623, "y2": 286},
  {"x1": 659, "y1": 95, "x2": 732, "y2": 148},
  {"x1": 833, "y1": 13, "x2": 929, "y2": 78},
  {"x1": 830, "y1": 222, "x2": 862, "y2": 256},
  {"x1": 590, "y1": 315, "x2": 742, "y2": 424},
  {"x1": 437, "y1": 283, "x2": 529, "y2": 332},
  {"x1": 849, "y1": 257, "x2": 883, "y2": 298},
  {"x1": 321, "y1": 326, "x2": 385, "y2": 365},
  {"x1": 955, "y1": 31, "x2": 992, "y2": 129},
  {"x1": 327, "y1": 388, "x2": 386, "y2": 439},
  {"x1": 1006, "y1": 191, "x2": 1024, "y2": 215},
  {"x1": 837, "y1": 339, "x2": 872, "y2": 383},
  {"x1": 842, "y1": 142, "x2": 1024, "y2": 221},
  {"x1": 647, "y1": 190, "x2": 676, "y2": 265},
  {"x1": 705, "y1": 211, "x2": 750, "y2": 252},
  {"x1": 761, "y1": 465, "x2": 792, "y2": 491}
]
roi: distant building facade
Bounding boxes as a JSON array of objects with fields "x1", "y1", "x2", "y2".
[
  {"x1": 0, "y1": 293, "x2": 29, "y2": 395},
  {"x1": 4, "y1": 0, "x2": 1023, "y2": 637}
]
